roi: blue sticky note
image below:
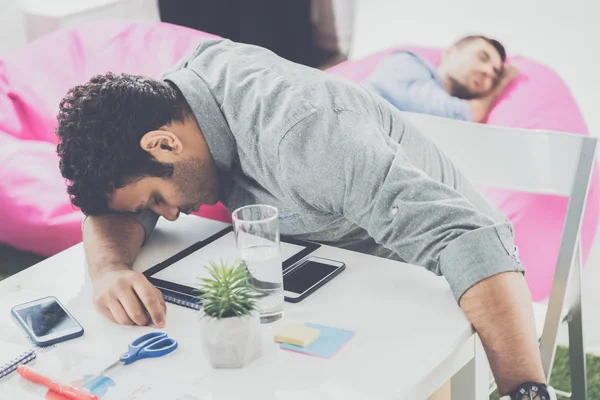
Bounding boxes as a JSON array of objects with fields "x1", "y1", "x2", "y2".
[{"x1": 280, "y1": 323, "x2": 354, "y2": 358}]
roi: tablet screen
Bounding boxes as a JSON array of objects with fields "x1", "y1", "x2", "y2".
[{"x1": 149, "y1": 231, "x2": 307, "y2": 290}]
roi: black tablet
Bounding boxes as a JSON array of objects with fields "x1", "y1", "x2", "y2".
[{"x1": 143, "y1": 226, "x2": 320, "y2": 304}]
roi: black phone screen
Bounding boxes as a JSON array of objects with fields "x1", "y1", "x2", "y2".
[
  {"x1": 283, "y1": 261, "x2": 338, "y2": 294},
  {"x1": 15, "y1": 299, "x2": 78, "y2": 337}
]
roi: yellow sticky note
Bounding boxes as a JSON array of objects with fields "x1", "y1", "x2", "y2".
[{"x1": 274, "y1": 324, "x2": 321, "y2": 347}]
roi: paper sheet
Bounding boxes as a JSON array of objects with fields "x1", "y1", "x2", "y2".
[
  {"x1": 0, "y1": 293, "x2": 214, "y2": 400},
  {"x1": 280, "y1": 323, "x2": 355, "y2": 358},
  {"x1": 0, "y1": 339, "x2": 211, "y2": 400}
]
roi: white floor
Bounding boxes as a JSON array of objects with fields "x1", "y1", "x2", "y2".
[{"x1": 0, "y1": 0, "x2": 598, "y2": 353}]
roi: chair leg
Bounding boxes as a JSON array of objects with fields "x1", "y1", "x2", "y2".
[
  {"x1": 568, "y1": 311, "x2": 587, "y2": 399},
  {"x1": 567, "y1": 247, "x2": 587, "y2": 399}
]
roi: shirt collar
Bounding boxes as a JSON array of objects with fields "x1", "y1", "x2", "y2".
[{"x1": 164, "y1": 68, "x2": 237, "y2": 172}]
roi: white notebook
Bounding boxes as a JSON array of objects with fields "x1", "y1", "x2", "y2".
[{"x1": 0, "y1": 339, "x2": 36, "y2": 379}]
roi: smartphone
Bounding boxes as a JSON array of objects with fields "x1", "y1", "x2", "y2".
[
  {"x1": 11, "y1": 296, "x2": 84, "y2": 347},
  {"x1": 283, "y1": 256, "x2": 346, "y2": 303}
]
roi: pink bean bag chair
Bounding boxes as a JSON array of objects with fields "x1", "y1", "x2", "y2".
[
  {"x1": 327, "y1": 46, "x2": 600, "y2": 301},
  {"x1": 0, "y1": 20, "x2": 231, "y2": 256}
]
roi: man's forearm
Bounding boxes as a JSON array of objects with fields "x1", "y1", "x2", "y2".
[
  {"x1": 83, "y1": 214, "x2": 145, "y2": 280},
  {"x1": 460, "y1": 271, "x2": 546, "y2": 395},
  {"x1": 468, "y1": 77, "x2": 513, "y2": 123}
]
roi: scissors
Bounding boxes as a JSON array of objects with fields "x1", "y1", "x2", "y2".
[{"x1": 82, "y1": 332, "x2": 178, "y2": 387}]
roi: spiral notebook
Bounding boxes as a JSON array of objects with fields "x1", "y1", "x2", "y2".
[
  {"x1": 160, "y1": 289, "x2": 202, "y2": 310},
  {"x1": 0, "y1": 340, "x2": 36, "y2": 379}
]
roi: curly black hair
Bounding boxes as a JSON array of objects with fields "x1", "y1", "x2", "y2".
[{"x1": 56, "y1": 72, "x2": 191, "y2": 216}]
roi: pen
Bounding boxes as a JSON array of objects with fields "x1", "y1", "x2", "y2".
[{"x1": 16, "y1": 365, "x2": 98, "y2": 400}]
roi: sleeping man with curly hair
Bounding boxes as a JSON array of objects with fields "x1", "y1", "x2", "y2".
[{"x1": 55, "y1": 39, "x2": 555, "y2": 399}]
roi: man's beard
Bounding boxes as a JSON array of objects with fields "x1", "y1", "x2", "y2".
[
  {"x1": 172, "y1": 157, "x2": 218, "y2": 212},
  {"x1": 447, "y1": 77, "x2": 480, "y2": 100}
]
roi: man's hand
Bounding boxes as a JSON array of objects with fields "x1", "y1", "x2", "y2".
[
  {"x1": 83, "y1": 213, "x2": 157, "y2": 326},
  {"x1": 500, "y1": 63, "x2": 520, "y2": 83},
  {"x1": 92, "y1": 268, "x2": 166, "y2": 327},
  {"x1": 469, "y1": 63, "x2": 520, "y2": 123}
]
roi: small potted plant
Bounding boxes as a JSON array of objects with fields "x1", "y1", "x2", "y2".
[{"x1": 196, "y1": 259, "x2": 262, "y2": 368}]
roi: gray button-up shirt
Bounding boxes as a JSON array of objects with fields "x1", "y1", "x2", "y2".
[{"x1": 131, "y1": 39, "x2": 523, "y2": 302}]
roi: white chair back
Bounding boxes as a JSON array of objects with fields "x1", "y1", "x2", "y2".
[
  {"x1": 400, "y1": 111, "x2": 594, "y2": 196},
  {"x1": 400, "y1": 111, "x2": 598, "y2": 399}
]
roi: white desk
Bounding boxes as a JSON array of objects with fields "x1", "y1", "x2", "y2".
[{"x1": 0, "y1": 215, "x2": 488, "y2": 399}]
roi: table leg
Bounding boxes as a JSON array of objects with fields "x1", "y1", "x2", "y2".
[{"x1": 451, "y1": 334, "x2": 488, "y2": 400}]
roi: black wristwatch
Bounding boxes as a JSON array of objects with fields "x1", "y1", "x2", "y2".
[{"x1": 500, "y1": 382, "x2": 557, "y2": 400}]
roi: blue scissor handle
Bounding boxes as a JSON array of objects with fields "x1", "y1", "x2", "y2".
[{"x1": 120, "y1": 331, "x2": 178, "y2": 365}]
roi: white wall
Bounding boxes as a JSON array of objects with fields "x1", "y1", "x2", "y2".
[
  {"x1": 351, "y1": 0, "x2": 600, "y2": 137},
  {"x1": 0, "y1": 0, "x2": 26, "y2": 55},
  {"x1": 5, "y1": 0, "x2": 594, "y2": 133},
  {"x1": 0, "y1": 0, "x2": 159, "y2": 55}
]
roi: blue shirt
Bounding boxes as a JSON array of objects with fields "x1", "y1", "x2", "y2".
[{"x1": 363, "y1": 51, "x2": 472, "y2": 121}]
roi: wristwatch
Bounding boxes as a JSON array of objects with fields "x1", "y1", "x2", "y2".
[{"x1": 500, "y1": 382, "x2": 557, "y2": 400}]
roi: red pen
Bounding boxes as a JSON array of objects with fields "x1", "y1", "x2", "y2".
[{"x1": 16, "y1": 365, "x2": 98, "y2": 400}]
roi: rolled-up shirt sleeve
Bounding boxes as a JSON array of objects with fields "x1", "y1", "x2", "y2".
[
  {"x1": 121, "y1": 209, "x2": 160, "y2": 243},
  {"x1": 278, "y1": 108, "x2": 522, "y2": 302}
]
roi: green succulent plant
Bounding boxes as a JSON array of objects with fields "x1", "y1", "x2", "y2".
[{"x1": 196, "y1": 259, "x2": 260, "y2": 319}]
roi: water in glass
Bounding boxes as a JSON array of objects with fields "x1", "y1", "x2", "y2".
[{"x1": 232, "y1": 205, "x2": 283, "y2": 323}]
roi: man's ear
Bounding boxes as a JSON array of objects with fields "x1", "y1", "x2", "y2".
[
  {"x1": 442, "y1": 45, "x2": 457, "y2": 59},
  {"x1": 140, "y1": 130, "x2": 183, "y2": 161}
]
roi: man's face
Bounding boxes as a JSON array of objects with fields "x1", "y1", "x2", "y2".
[
  {"x1": 443, "y1": 38, "x2": 504, "y2": 99},
  {"x1": 110, "y1": 157, "x2": 220, "y2": 221}
]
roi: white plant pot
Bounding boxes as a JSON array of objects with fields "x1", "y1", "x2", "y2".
[{"x1": 198, "y1": 310, "x2": 262, "y2": 369}]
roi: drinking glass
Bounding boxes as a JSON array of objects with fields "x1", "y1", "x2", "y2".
[{"x1": 232, "y1": 204, "x2": 283, "y2": 323}]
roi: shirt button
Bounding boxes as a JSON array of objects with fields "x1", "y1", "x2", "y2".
[{"x1": 391, "y1": 205, "x2": 399, "y2": 215}]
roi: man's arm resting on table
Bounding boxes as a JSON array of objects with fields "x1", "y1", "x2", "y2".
[
  {"x1": 83, "y1": 213, "x2": 166, "y2": 327},
  {"x1": 460, "y1": 272, "x2": 546, "y2": 395}
]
